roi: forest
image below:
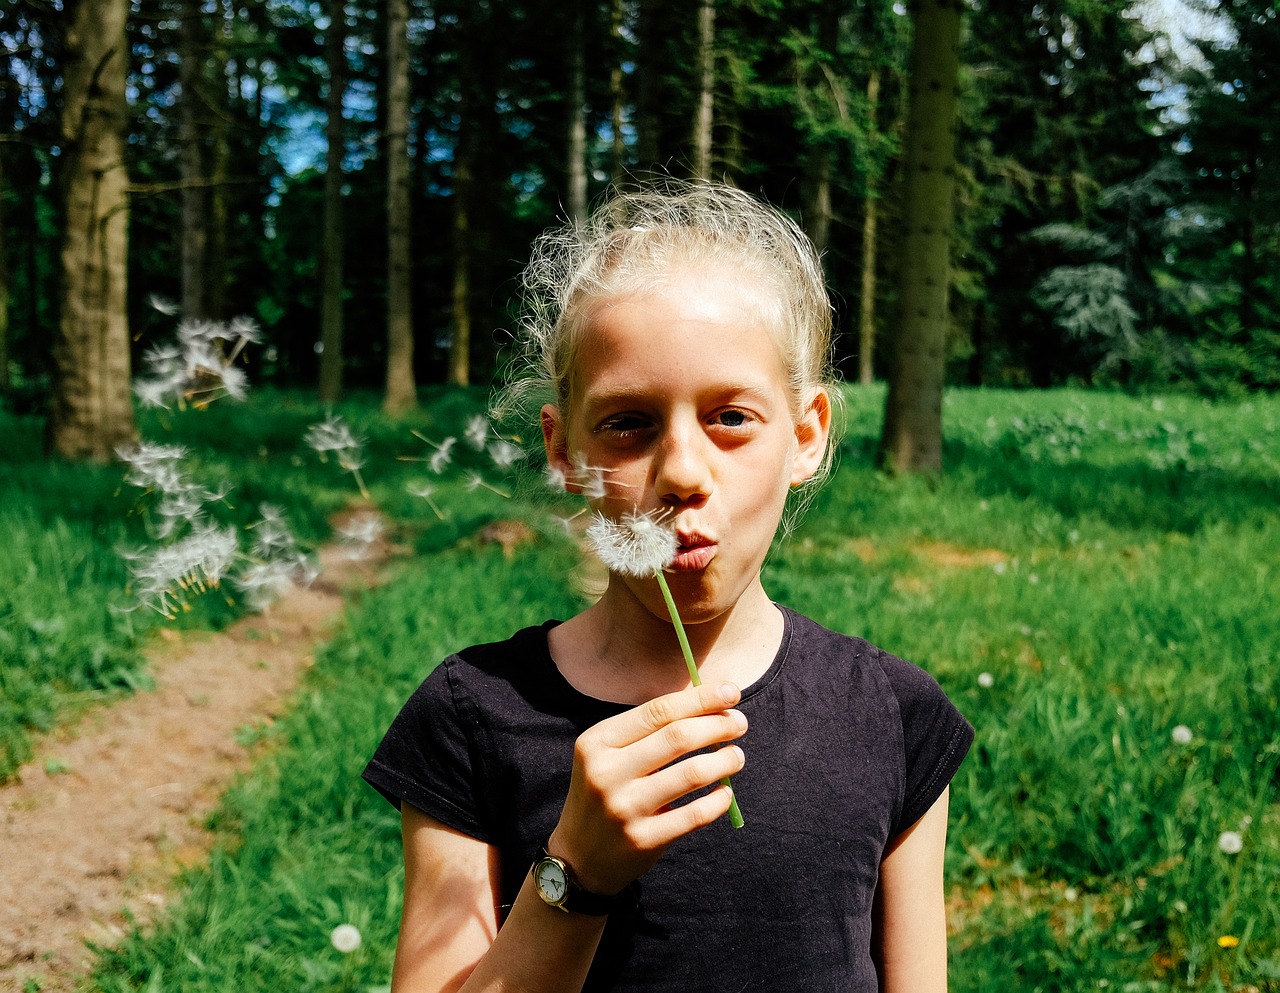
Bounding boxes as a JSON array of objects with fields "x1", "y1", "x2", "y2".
[{"x1": 1, "y1": 0, "x2": 1277, "y2": 469}]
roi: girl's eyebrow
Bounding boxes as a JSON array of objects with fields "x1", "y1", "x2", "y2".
[{"x1": 581, "y1": 381, "x2": 781, "y2": 415}]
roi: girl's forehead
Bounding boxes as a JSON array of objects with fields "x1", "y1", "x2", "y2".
[{"x1": 566, "y1": 278, "x2": 792, "y2": 406}]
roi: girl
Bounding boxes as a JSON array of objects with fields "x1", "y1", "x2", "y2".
[{"x1": 363, "y1": 182, "x2": 973, "y2": 992}]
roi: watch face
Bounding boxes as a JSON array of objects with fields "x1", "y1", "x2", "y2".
[{"x1": 535, "y1": 858, "x2": 569, "y2": 905}]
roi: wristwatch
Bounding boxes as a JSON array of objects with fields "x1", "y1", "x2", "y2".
[{"x1": 530, "y1": 848, "x2": 635, "y2": 915}]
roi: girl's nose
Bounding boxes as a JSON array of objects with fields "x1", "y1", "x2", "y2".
[{"x1": 654, "y1": 421, "x2": 712, "y2": 507}]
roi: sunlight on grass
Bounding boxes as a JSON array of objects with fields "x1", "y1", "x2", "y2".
[{"x1": 5, "y1": 386, "x2": 1276, "y2": 991}]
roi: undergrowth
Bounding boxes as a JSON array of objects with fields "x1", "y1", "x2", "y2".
[{"x1": 8, "y1": 385, "x2": 1278, "y2": 992}]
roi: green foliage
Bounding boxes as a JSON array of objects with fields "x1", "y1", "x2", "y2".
[
  {"x1": 50, "y1": 386, "x2": 1279, "y2": 993},
  {"x1": 0, "y1": 387, "x2": 516, "y2": 781}
]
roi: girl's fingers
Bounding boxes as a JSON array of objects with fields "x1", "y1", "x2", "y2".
[
  {"x1": 592, "y1": 681, "x2": 741, "y2": 749},
  {"x1": 622, "y1": 710, "x2": 747, "y2": 776},
  {"x1": 629, "y1": 783, "x2": 740, "y2": 850}
]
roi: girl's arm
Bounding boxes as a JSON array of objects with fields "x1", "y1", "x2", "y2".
[
  {"x1": 391, "y1": 680, "x2": 747, "y2": 993},
  {"x1": 872, "y1": 786, "x2": 952, "y2": 993},
  {"x1": 393, "y1": 805, "x2": 607, "y2": 993}
]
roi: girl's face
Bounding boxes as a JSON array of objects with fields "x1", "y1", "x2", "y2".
[{"x1": 542, "y1": 267, "x2": 830, "y2": 625}]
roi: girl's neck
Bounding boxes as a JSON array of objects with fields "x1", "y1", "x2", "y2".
[{"x1": 548, "y1": 580, "x2": 783, "y2": 705}]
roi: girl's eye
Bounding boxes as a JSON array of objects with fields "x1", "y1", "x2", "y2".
[
  {"x1": 597, "y1": 413, "x2": 651, "y2": 436},
  {"x1": 713, "y1": 409, "x2": 751, "y2": 429}
]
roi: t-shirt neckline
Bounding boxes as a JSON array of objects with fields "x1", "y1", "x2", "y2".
[{"x1": 534, "y1": 604, "x2": 795, "y2": 719}]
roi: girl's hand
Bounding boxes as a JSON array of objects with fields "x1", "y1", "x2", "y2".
[{"x1": 547, "y1": 680, "x2": 747, "y2": 895}]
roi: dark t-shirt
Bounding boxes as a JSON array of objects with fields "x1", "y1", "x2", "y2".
[{"x1": 363, "y1": 606, "x2": 973, "y2": 992}]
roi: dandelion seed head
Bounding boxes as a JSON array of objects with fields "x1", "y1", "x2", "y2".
[
  {"x1": 977, "y1": 672, "x2": 994, "y2": 689},
  {"x1": 1217, "y1": 830, "x2": 1243, "y2": 855},
  {"x1": 1171, "y1": 724, "x2": 1193, "y2": 745},
  {"x1": 585, "y1": 510, "x2": 678, "y2": 577},
  {"x1": 330, "y1": 923, "x2": 362, "y2": 953}
]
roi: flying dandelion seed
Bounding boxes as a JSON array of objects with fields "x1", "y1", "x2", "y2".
[
  {"x1": 464, "y1": 414, "x2": 490, "y2": 451},
  {"x1": 1171, "y1": 724, "x2": 1193, "y2": 745},
  {"x1": 1217, "y1": 830, "x2": 1243, "y2": 855},
  {"x1": 546, "y1": 464, "x2": 568, "y2": 491},
  {"x1": 977, "y1": 672, "x2": 994, "y2": 689},
  {"x1": 429, "y1": 436, "x2": 457, "y2": 474},
  {"x1": 406, "y1": 482, "x2": 447, "y2": 520},
  {"x1": 148, "y1": 293, "x2": 180, "y2": 316},
  {"x1": 330, "y1": 923, "x2": 362, "y2": 953},
  {"x1": 487, "y1": 439, "x2": 526, "y2": 468}
]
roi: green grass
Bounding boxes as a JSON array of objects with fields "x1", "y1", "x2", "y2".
[
  {"x1": 7, "y1": 385, "x2": 1279, "y2": 992},
  {"x1": 0, "y1": 387, "x2": 508, "y2": 781}
]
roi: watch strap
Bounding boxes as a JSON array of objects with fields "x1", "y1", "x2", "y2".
[{"x1": 532, "y1": 848, "x2": 638, "y2": 916}]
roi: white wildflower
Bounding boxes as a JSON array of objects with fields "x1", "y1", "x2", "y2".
[
  {"x1": 1217, "y1": 830, "x2": 1243, "y2": 855},
  {"x1": 464, "y1": 414, "x2": 490, "y2": 451},
  {"x1": 1171, "y1": 724, "x2": 1193, "y2": 745},
  {"x1": 585, "y1": 510, "x2": 678, "y2": 578},
  {"x1": 977, "y1": 672, "x2": 994, "y2": 689},
  {"x1": 330, "y1": 923, "x2": 362, "y2": 954}
]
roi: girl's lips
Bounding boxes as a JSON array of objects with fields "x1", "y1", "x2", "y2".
[{"x1": 668, "y1": 534, "x2": 716, "y2": 572}]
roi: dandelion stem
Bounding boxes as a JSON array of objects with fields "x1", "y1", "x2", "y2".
[
  {"x1": 654, "y1": 570, "x2": 745, "y2": 830},
  {"x1": 351, "y1": 468, "x2": 372, "y2": 502}
]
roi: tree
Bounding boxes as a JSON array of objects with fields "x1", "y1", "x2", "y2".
[
  {"x1": 178, "y1": 0, "x2": 209, "y2": 319},
  {"x1": 692, "y1": 0, "x2": 715, "y2": 179},
  {"x1": 878, "y1": 0, "x2": 964, "y2": 475},
  {"x1": 318, "y1": 0, "x2": 346, "y2": 403},
  {"x1": 383, "y1": 0, "x2": 417, "y2": 412},
  {"x1": 49, "y1": 0, "x2": 134, "y2": 460}
]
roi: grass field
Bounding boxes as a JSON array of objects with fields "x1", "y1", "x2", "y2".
[{"x1": 5, "y1": 385, "x2": 1278, "y2": 991}]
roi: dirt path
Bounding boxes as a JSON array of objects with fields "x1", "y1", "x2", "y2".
[{"x1": 0, "y1": 536, "x2": 392, "y2": 993}]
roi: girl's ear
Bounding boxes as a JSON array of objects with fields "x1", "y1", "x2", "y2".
[
  {"x1": 541, "y1": 403, "x2": 572, "y2": 479},
  {"x1": 790, "y1": 388, "x2": 832, "y2": 486}
]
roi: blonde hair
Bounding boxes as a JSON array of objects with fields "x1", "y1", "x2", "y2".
[{"x1": 494, "y1": 180, "x2": 842, "y2": 497}]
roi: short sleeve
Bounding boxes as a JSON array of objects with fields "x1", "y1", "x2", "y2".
[
  {"x1": 361, "y1": 657, "x2": 493, "y2": 843},
  {"x1": 876, "y1": 651, "x2": 974, "y2": 837}
]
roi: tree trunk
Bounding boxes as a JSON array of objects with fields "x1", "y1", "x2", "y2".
[
  {"x1": 205, "y1": 0, "x2": 232, "y2": 321},
  {"x1": 384, "y1": 0, "x2": 417, "y2": 413},
  {"x1": 566, "y1": 0, "x2": 588, "y2": 223},
  {"x1": 178, "y1": 0, "x2": 207, "y2": 320},
  {"x1": 448, "y1": 4, "x2": 476, "y2": 388},
  {"x1": 805, "y1": 1, "x2": 840, "y2": 258},
  {"x1": 635, "y1": 0, "x2": 661, "y2": 175},
  {"x1": 0, "y1": 151, "x2": 10, "y2": 393},
  {"x1": 691, "y1": 0, "x2": 715, "y2": 180},
  {"x1": 877, "y1": 0, "x2": 963, "y2": 475},
  {"x1": 858, "y1": 68, "x2": 881, "y2": 387},
  {"x1": 319, "y1": 0, "x2": 346, "y2": 403},
  {"x1": 49, "y1": 0, "x2": 135, "y2": 461},
  {"x1": 609, "y1": 0, "x2": 627, "y2": 186}
]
